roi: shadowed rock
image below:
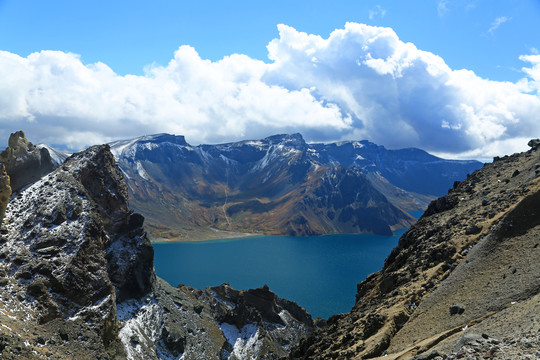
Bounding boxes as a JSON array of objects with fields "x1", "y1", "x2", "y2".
[
  {"x1": 0, "y1": 163, "x2": 10, "y2": 227},
  {"x1": 0, "y1": 131, "x2": 55, "y2": 192}
]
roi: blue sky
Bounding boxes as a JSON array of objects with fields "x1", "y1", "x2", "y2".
[
  {"x1": 1, "y1": 0, "x2": 537, "y2": 80},
  {"x1": 0, "y1": 0, "x2": 539, "y2": 159}
]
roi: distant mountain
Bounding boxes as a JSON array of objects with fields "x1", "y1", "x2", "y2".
[
  {"x1": 110, "y1": 133, "x2": 482, "y2": 240},
  {"x1": 36, "y1": 143, "x2": 71, "y2": 167}
]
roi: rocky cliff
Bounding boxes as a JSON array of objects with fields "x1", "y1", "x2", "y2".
[
  {"x1": 0, "y1": 163, "x2": 10, "y2": 228},
  {"x1": 0, "y1": 135, "x2": 315, "y2": 359},
  {"x1": 110, "y1": 133, "x2": 480, "y2": 240},
  {"x1": 291, "y1": 140, "x2": 540, "y2": 359},
  {"x1": 0, "y1": 131, "x2": 55, "y2": 192}
]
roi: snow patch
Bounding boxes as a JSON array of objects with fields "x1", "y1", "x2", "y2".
[
  {"x1": 36, "y1": 144, "x2": 71, "y2": 166},
  {"x1": 136, "y1": 161, "x2": 150, "y2": 180},
  {"x1": 219, "y1": 322, "x2": 262, "y2": 360},
  {"x1": 117, "y1": 297, "x2": 165, "y2": 360}
]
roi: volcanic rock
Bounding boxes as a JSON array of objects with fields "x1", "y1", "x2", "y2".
[
  {"x1": 0, "y1": 163, "x2": 10, "y2": 227},
  {"x1": 449, "y1": 302, "x2": 465, "y2": 315},
  {"x1": 291, "y1": 140, "x2": 540, "y2": 359},
  {"x1": 528, "y1": 138, "x2": 540, "y2": 150},
  {"x1": 0, "y1": 131, "x2": 55, "y2": 192},
  {"x1": 0, "y1": 136, "x2": 314, "y2": 359}
]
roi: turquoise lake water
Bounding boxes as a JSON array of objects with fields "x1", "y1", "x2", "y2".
[{"x1": 153, "y1": 229, "x2": 406, "y2": 319}]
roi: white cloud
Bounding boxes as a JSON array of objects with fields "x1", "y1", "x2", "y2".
[
  {"x1": 0, "y1": 47, "x2": 351, "y2": 149},
  {"x1": 0, "y1": 23, "x2": 539, "y2": 160},
  {"x1": 438, "y1": 0, "x2": 449, "y2": 17},
  {"x1": 488, "y1": 16, "x2": 511, "y2": 34},
  {"x1": 263, "y1": 23, "x2": 540, "y2": 157},
  {"x1": 518, "y1": 54, "x2": 540, "y2": 95},
  {"x1": 369, "y1": 5, "x2": 386, "y2": 20}
]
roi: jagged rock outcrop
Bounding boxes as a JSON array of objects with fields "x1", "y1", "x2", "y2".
[
  {"x1": 291, "y1": 141, "x2": 540, "y2": 359},
  {"x1": 0, "y1": 163, "x2": 10, "y2": 227},
  {"x1": 189, "y1": 283, "x2": 315, "y2": 359},
  {"x1": 0, "y1": 131, "x2": 55, "y2": 192},
  {"x1": 527, "y1": 138, "x2": 540, "y2": 150},
  {"x1": 0, "y1": 137, "x2": 314, "y2": 359},
  {"x1": 0, "y1": 144, "x2": 154, "y2": 358}
]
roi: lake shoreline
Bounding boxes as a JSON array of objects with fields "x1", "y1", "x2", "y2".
[
  {"x1": 153, "y1": 229, "x2": 406, "y2": 319},
  {"x1": 150, "y1": 210, "x2": 425, "y2": 244}
]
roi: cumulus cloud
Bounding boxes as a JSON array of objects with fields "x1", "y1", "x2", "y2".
[
  {"x1": 0, "y1": 22, "x2": 539, "y2": 160},
  {"x1": 263, "y1": 23, "x2": 540, "y2": 158},
  {"x1": 0, "y1": 47, "x2": 351, "y2": 149},
  {"x1": 518, "y1": 55, "x2": 540, "y2": 95}
]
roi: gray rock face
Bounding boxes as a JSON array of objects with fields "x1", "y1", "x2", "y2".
[
  {"x1": 528, "y1": 138, "x2": 540, "y2": 150},
  {"x1": 1, "y1": 145, "x2": 131, "y2": 357},
  {"x1": 0, "y1": 131, "x2": 55, "y2": 192},
  {"x1": 189, "y1": 283, "x2": 315, "y2": 359},
  {"x1": 0, "y1": 163, "x2": 10, "y2": 226},
  {"x1": 0, "y1": 141, "x2": 314, "y2": 359},
  {"x1": 67, "y1": 145, "x2": 155, "y2": 302}
]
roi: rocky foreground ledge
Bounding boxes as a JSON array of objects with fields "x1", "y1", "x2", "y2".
[
  {"x1": 0, "y1": 132, "x2": 315, "y2": 359},
  {"x1": 291, "y1": 140, "x2": 540, "y2": 359}
]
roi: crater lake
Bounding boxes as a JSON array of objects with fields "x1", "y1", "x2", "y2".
[{"x1": 153, "y1": 229, "x2": 405, "y2": 319}]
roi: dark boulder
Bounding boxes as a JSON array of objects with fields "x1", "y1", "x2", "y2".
[
  {"x1": 449, "y1": 302, "x2": 465, "y2": 315},
  {"x1": 465, "y1": 224, "x2": 482, "y2": 235},
  {"x1": 527, "y1": 139, "x2": 540, "y2": 150}
]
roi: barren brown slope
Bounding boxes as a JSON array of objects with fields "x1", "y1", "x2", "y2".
[{"x1": 291, "y1": 140, "x2": 540, "y2": 359}]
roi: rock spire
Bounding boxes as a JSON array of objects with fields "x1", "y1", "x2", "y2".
[{"x1": 0, "y1": 130, "x2": 55, "y2": 192}]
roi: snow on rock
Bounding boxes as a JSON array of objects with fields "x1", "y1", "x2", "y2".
[
  {"x1": 136, "y1": 161, "x2": 150, "y2": 180},
  {"x1": 117, "y1": 297, "x2": 167, "y2": 360},
  {"x1": 36, "y1": 144, "x2": 71, "y2": 167},
  {"x1": 0, "y1": 138, "x2": 316, "y2": 359},
  {"x1": 219, "y1": 322, "x2": 262, "y2": 360}
]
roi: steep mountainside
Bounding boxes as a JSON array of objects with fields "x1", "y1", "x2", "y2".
[
  {"x1": 0, "y1": 163, "x2": 10, "y2": 227},
  {"x1": 0, "y1": 135, "x2": 315, "y2": 359},
  {"x1": 36, "y1": 144, "x2": 71, "y2": 167},
  {"x1": 110, "y1": 133, "x2": 480, "y2": 240},
  {"x1": 291, "y1": 140, "x2": 540, "y2": 359}
]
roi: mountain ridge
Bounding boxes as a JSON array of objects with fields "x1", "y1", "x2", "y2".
[
  {"x1": 0, "y1": 131, "x2": 537, "y2": 359},
  {"x1": 109, "y1": 133, "x2": 481, "y2": 241},
  {"x1": 291, "y1": 139, "x2": 540, "y2": 359}
]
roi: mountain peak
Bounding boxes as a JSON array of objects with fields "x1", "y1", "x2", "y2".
[
  {"x1": 138, "y1": 133, "x2": 188, "y2": 146},
  {"x1": 0, "y1": 133, "x2": 315, "y2": 359},
  {"x1": 109, "y1": 133, "x2": 189, "y2": 159},
  {"x1": 263, "y1": 133, "x2": 305, "y2": 147}
]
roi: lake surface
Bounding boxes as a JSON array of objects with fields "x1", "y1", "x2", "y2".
[{"x1": 153, "y1": 229, "x2": 405, "y2": 319}]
